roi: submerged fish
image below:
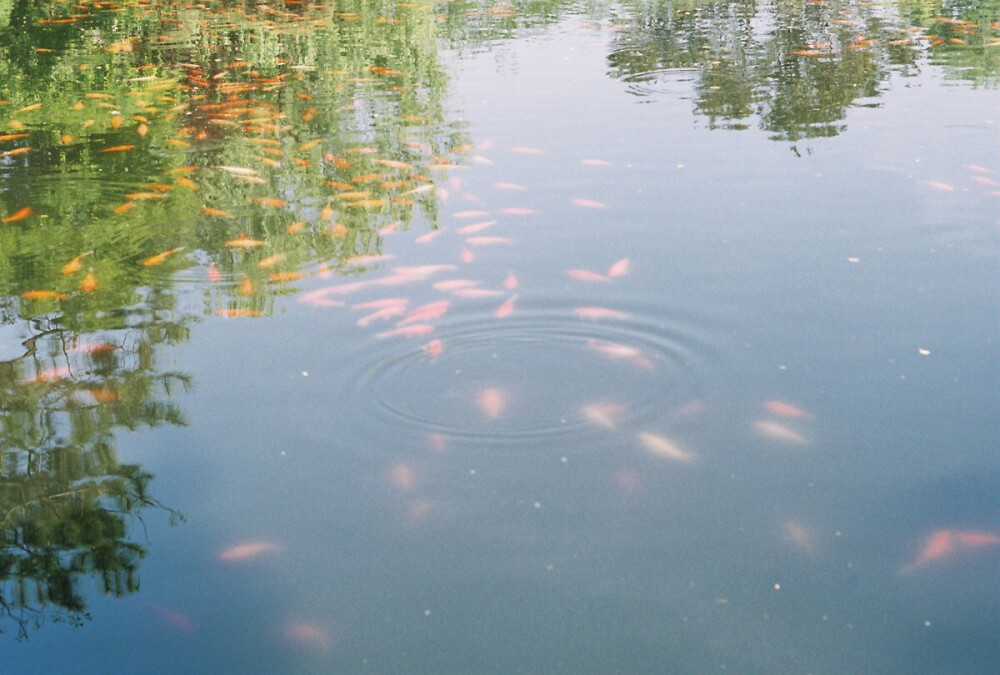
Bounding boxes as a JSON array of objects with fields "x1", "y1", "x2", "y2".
[
  {"x1": 638, "y1": 432, "x2": 696, "y2": 463},
  {"x1": 899, "y1": 529, "x2": 1000, "y2": 574},
  {"x1": 218, "y1": 541, "x2": 279, "y2": 562},
  {"x1": 477, "y1": 387, "x2": 506, "y2": 419},
  {"x1": 754, "y1": 420, "x2": 808, "y2": 444}
]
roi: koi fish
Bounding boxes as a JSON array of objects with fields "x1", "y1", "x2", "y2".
[
  {"x1": 98, "y1": 144, "x2": 135, "y2": 153},
  {"x1": 493, "y1": 182, "x2": 527, "y2": 191},
  {"x1": 216, "y1": 308, "x2": 263, "y2": 318},
  {"x1": 580, "y1": 158, "x2": 612, "y2": 166},
  {"x1": 141, "y1": 247, "x2": 184, "y2": 267},
  {"x1": 510, "y1": 146, "x2": 544, "y2": 155},
  {"x1": 582, "y1": 402, "x2": 625, "y2": 430},
  {"x1": 503, "y1": 273, "x2": 518, "y2": 290},
  {"x1": 423, "y1": 339, "x2": 443, "y2": 360},
  {"x1": 252, "y1": 197, "x2": 287, "y2": 208},
  {"x1": 224, "y1": 235, "x2": 266, "y2": 248},
  {"x1": 453, "y1": 288, "x2": 502, "y2": 298},
  {"x1": 357, "y1": 305, "x2": 407, "y2": 327},
  {"x1": 433, "y1": 279, "x2": 480, "y2": 291},
  {"x1": 466, "y1": 236, "x2": 514, "y2": 246},
  {"x1": 285, "y1": 622, "x2": 330, "y2": 651},
  {"x1": 415, "y1": 229, "x2": 445, "y2": 244},
  {"x1": 586, "y1": 340, "x2": 654, "y2": 370},
  {"x1": 80, "y1": 269, "x2": 98, "y2": 292},
  {"x1": 218, "y1": 541, "x2": 279, "y2": 562},
  {"x1": 500, "y1": 207, "x2": 538, "y2": 216},
  {"x1": 638, "y1": 432, "x2": 696, "y2": 463},
  {"x1": 453, "y1": 210, "x2": 490, "y2": 219}
]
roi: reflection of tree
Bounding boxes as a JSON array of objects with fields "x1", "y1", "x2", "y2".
[
  {"x1": 607, "y1": 0, "x2": 999, "y2": 141},
  {"x1": 0, "y1": 309, "x2": 187, "y2": 639}
]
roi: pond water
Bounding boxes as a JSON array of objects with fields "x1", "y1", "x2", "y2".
[{"x1": 1, "y1": 0, "x2": 998, "y2": 671}]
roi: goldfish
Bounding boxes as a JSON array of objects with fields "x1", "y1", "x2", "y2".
[
  {"x1": 763, "y1": 401, "x2": 811, "y2": 418},
  {"x1": 376, "y1": 324, "x2": 435, "y2": 339},
  {"x1": 567, "y1": 269, "x2": 610, "y2": 282},
  {"x1": 899, "y1": 529, "x2": 1000, "y2": 574},
  {"x1": 423, "y1": 339, "x2": 443, "y2": 360},
  {"x1": 607, "y1": 258, "x2": 630, "y2": 277},
  {"x1": 357, "y1": 306, "x2": 407, "y2": 327},
  {"x1": 580, "y1": 158, "x2": 612, "y2": 166},
  {"x1": 586, "y1": 340, "x2": 655, "y2": 370},
  {"x1": 453, "y1": 210, "x2": 490, "y2": 219},
  {"x1": 398, "y1": 300, "x2": 450, "y2": 326},
  {"x1": 98, "y1": 144, "x2": 135, "y2": 153},
  {"x1": 224, "y1": 234, "x2": 266, "y2": 248},
  {"x1": 499, "y1": 207, "x2": 538, "y2": 216},
  {"x1": 216, "y1": 308, "x2": 263, "y2": 318},
  {"x1": 21, "y1": 290, "x2": 67, "y2": 301},
  {"x1": 141, "y1": 247, "x2": 184, "y2": 267},
  {"x1": 574, "y1": 307, "x2": 628, "y2": 321},
  {"x1": 2, "y1": 207, "x2": 33, "y2": 224},
  {"x1": 252, "y1": 197, "x2": 287, "y2": 208},
  {"x1": 456, "y1": 220, "x2": 496, "y2": 234},
  {"x1": 415, "y1": 229, "x2": 445, "y2": 244},
  {"x1": 218, "y1": 541, "x2": 279, "y2": 562},
  {"x1": 571, "y1": 198, "x2": 608, "y2": 209},
  {"x1": 494, "y1": 295, "x2": 516, "y2": 319},
  {"x1": 0, "y1": 146, "x2": 30, "y2": 158},
  {"x1": 453, "y1": 288, "x2": 502, "y2": 298},
  {"x1": 503, "y1": 273, "x2": 518, "y2": 290},
  {"x1": 638, "y1": 431, "x2": 696, "y2": 463},
  {"x1": 754, "y1": 420, "x2": 808, "y2": 444},
  {"x1": 477, "y1": 387, "x2": 506, "y2": 419},
  {"x1": 466, "y1": 236, "x2": 514, "y2": 246},
  {"x1": 582, "y1": 402, "x2": 625, "y2": 430},
  {"x1": 80, "y1": 269, "x2": 98, "y2": 292}
]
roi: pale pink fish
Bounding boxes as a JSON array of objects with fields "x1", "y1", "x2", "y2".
[
  {"x1": 218, "y1": 541, "x2": 279, "y2": 562},
  {"x1": 357, "y1": 306, "x2": 407, "y2": 327},
  {"x1": 390, "y1": 264, "x2": 457, "y2": 279},
  {"x1": 376, "y1": 324, "x2": 435, "y2": 339},
  {"x1": 493, "y1": 182, "x2": 527, "y2": 191},
  {"x1": 378, "y1": 221, "x2": 400, "y2": 235},
  {"x1": 586, "y1": 340, "x2": 654, "y2": 370},
  {"x1": 415, "y1": 229, "x2": 445, "y2": 244},
  {"x1": 470, "y1": 155, "x2": 494, "y2": 165},
  {"x1": 500, "y1": 207, "x2": 538, "y2": 216},
  {"x1": 571, "y1": 198, "x2": 608, "y2": 209},
  {"x1": 567, "y1": 269, "x2": 610, "y2": 282},
  {"x1": 582, "y1": 402, "x2": 626, "y2": 430},
  {"x1": 285, "y1": 622, "x2": 330, "y2": 651},
  {"x1": 780, "y1": 519, "x2": 816, "y2": 553},
  {"x1": 398, "y1": 300, "x2": 450, "y2": 326},
  {"x1": 574, "y1": 306, "x2": 629, "y2": 321},
  {"x1": 297, "y1": 284, "x2": 362, "y2": 305},
  {"x1": 964, "y1": 165, "x2": 992, "y2": 173},
  {"x1": 407, "y1": 498, "x2": 436, "y2": 523},
  {"x1": 344, "y1": 253, "x2": 393, "y2": 266},
  {"x1": 462, "y1": 192, "x2": 485, "y2": 205},
  {"x1": 511, "y1": 146, "x2": 544, "y2": 155},
  {"x1": 607, "y1": 257, "x2": 630, "y2": 277},
  {"x1": 638, "y1": 432, "x2": 696, "y2": 463},
  {"x1": 452, "y1": 288, "x2": 503, "y2": 298},
  {"x1": 754, "y1": 420, "x2": 808, "y2": 444},
  {"x1": 388, "y1": 463, "x2": 416, "y2": 489},
  {"x1": 460, "y1": 249, "x2": 475, "y2": 263},
  {"x1": 580, "y1": 158, "x2": 612, "y2": 166},
  {"x1": 351, "y1": 298, "x2": 408, "y2": 310},
  {"x1": 148, "y1": 603, "x2": 195, "y2": 633},
  {"x1": 477, "y1": 387, "x2": 506, "y2": 419},
  {"x1": 763, "y1": 400, "x2": 811, "y2": 418},
  {"x1": 423, "y1": 339, "x2": 443, "y2": 360},
  {"x1": 453, "y1": 210, "x2": 490, "y2": 219},
  {"x1": 434, "y1": 186, "x2": 449, "y2": 202},
  {"x1": 921, "y1": 180, "x2": 955, "y2": 192},
  {"x1": 478, "y1": 139, "x2": 495, "y2": 151},
  {"x1": 466, "y1": 236, "x2": 514, "y2": 246},
  {"x1": 494, "y1": 295, "x2": 517, "y2": 318},
  {"x1": 456, "y1": 220, "x2": 495, "y2": 234},
  {"x1": 970, "y1": 175, "x2": 1000, "y2": 187},
  {"x1": 503, "y1": 272, "x2": 518, "y2": 290},
  {"x1": 433, "y1": 279, "x2": 480, "y2": 291}
]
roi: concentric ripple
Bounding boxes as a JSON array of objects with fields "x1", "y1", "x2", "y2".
[{"x1": 344, "y1": 298, "x2": 729, "y2": 448}]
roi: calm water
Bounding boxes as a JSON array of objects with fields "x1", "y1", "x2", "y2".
[{"x1": 1, "y1": 0, "x2": 998, "y2": 671}]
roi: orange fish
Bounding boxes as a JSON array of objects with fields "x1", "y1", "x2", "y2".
[
  {"x1": 80, "y1": 269, "x2": 98, "y2": 292},
  {"x1": 252, "y1": 197, "x2": 287, "y2": 208},
  {"x1": 218, "y1": 541, "x2": 279, "y2": 562},
  {"x1": 423, "y1": 339, "x2": 443, "y2": 360},
  {"x1": 141, "y1": 247, "x2": 184, "y2": 267},
  {"x1": 216, "y1": 308, "x2": 262, "y2": 318},
  {"x1": 477, "y1": 387, "x2": 506, "y2": 419},
  {"x1": 202, "y1": 207, "x2": 232, "y2": 217},
  {"x1": 62, "y1": 251, "x2": 93, "y2": 274},
  {"x1": 21, "y1": 290, "x2": 67, "y2": 301},
  {"x1": 225, "y1": 234, "x2": 266, "y2": 248},
  {"x1": 0, "y1": 147, "x2": 32, "y2": 158},
  {"x1": 98, "y1": 144, "x2": 135, "y2": 153},
  {"x1": 2, "y1": 207, "x2": 33, "y2": 224}
]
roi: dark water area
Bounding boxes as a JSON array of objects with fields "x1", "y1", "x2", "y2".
[{"x1": 1, "y1": 0, "x2": 998, "y2": 671}]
